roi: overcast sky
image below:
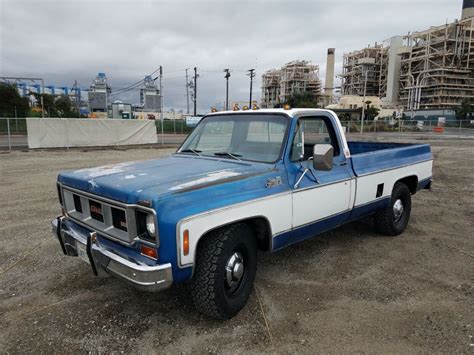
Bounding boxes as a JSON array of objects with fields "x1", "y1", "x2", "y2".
[{"x1": 0, "y1": 0, "x2": 460, "y2": 113}]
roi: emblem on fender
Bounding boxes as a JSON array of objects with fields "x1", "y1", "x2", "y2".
[{"x1": 266, "y1": 176, "x2": 282, "y2": 188}]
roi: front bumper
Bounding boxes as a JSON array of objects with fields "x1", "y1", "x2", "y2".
[{"x1": 51, "y1": 216, "x2": 173, "y2": 292}]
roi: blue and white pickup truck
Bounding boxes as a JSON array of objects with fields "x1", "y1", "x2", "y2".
[{"x1": 52, "y1": 109, "x2": 433, "y2": 319}]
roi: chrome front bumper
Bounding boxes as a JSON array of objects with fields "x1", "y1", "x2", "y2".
[{"x1": 51, "y1": 217, "x2": 173, "y2": 292}]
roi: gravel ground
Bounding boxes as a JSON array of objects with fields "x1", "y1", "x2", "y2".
[{"x1": 0, "y1": 140, "x2": 473, "y2": 354}]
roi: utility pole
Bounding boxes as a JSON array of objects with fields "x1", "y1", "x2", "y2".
[
  {"x1": 247, "y1": 69, "x2": 256, "y2": 107},
  {"x1": 193, "y1": 67, "x2": 198, "y2": 116},
  {"x1": 185, "y1": 68, "x2": 190, "y2": 114},
  {"x1": 159, "y1": 66, "x2": 164, "y2": 146},
  {"x1": 224, "y1": 69, "x2": 231, "y2": 110}
]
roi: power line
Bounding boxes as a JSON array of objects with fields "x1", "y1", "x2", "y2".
[{"x1": 110, "y1": 67, "x2": 161, "y2": 96}]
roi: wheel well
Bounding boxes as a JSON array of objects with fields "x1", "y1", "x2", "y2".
[
  {"x1": 197, "y1": 217, "x2": 272, "y2": 253},
  {"x1": 396, "y1": 175, "x2": 418, "y2": 194}
]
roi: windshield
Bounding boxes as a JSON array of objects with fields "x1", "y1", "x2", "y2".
[{"x1": 178, "y1": 114, "x2": 289, "y2": 163}]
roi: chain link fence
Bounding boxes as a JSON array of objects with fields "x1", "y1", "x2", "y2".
[
  {"x1": 0, "y1": 117, "x2": 28, "y2": 150},
  {"x1": 2, "y1": 117, "x2": 473, "y2": 151},
  {"x1": 342, "y1": 119, "x2": 474, "y2": 137}
]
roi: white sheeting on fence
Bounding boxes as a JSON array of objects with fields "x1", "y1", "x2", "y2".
[{"x1": 26, "y1": 118, "x2": 157, "y2": 148}]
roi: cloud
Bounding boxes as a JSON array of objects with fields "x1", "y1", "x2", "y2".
[{"x1": 0, "y1": 0, "x2": 460, "y2": 112}]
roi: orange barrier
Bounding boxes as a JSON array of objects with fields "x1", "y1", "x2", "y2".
[{"x1": 433, "y1": 126, "x2": 444, "y2": 133}]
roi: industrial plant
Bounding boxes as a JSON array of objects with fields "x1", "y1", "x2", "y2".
[
  {"x1": 261, "y1": 0, "x2": 474, "y2": 119},
  {"x1": 340, "y1": 0, "x2": 474, "y2": 116}
]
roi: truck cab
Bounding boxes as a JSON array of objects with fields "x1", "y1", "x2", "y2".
[{"x1": 52, "y1": 109, "x2": 432, "y2": 319}]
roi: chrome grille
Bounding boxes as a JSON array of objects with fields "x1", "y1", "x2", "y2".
[{"x1": 61, "y1": 186, "x2": 135, "y2": 243}]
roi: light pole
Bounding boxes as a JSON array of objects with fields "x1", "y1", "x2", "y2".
[{"x1": 224, "y1": 69, "x2": 230, "y2": 110}]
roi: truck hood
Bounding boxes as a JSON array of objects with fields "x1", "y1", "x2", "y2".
[{"x1": 58, "y1": 154, "x2": 273, "y2": 204}]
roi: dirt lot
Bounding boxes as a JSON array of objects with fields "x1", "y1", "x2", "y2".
[{"x1": 1, "y1": 140, "x2": 473, "y2": 354}]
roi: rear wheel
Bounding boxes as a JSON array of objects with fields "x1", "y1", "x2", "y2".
[
  {"x1": 190, "y1": 223, "x2": 257, "y2": 319},
  {"x1": 374, "y1": 182, "x2": 412, "y2": 236}
]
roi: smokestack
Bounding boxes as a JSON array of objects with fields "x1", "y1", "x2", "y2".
[
  {"x1": 462, "y1": 0, "x2": 474, "y2": 19},
  {"x1": 324, "y1": 48, "x2": 335, "y2": 97},
  {"x1": 385, "y1": 36, "x2": 403, "y2": 106}
]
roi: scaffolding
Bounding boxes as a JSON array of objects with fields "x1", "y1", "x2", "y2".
[
  {"x1": 399, "y1": 17, "x2": 474, "y2": 109},
  {"x1": 279, "y1": 60, "x2": 322, "y2": 103},
  {"x1": 261, "y1": 69, "x2": 281, "y2": 108},
  {"x1": 261, "y1": 61, "x2": 321, "y2": 108},
  {"x1": 341, "y1": 44, "x2": 387, "y2": 97},
  {"x1": 378, "y1": 41, "x2": 390, "y2": 100}
]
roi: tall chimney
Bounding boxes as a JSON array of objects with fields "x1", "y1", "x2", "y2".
[
  {"x1": 386, "y1": 36, "x2": 403, "y2": 106},
  {"x1": 324, "y1": 48, "x2": 335, "y2": 97},
  {"x1": 462, "y1": 0, "x2": 474, "y2": 19}
]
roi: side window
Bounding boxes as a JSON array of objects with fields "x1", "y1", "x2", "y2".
[
  {"x1": 290, "y1": 117, "x2": 339, "y2": 161},
  {"x1": 246, "y1": 120, "x2": 286, "y2": 143}
]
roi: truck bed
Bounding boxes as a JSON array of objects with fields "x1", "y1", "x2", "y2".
[{"x1": 348, "y1": 141, "x2": 432, "y2": 176}]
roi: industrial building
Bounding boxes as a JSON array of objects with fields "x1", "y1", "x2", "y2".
[
  {"x1": 341, "y1": 0, "x2": 474, "y2": 112},
  {"x1": 261, "y1": 69, "x2": 281, "y2": 108},
  {"x1": 88, "y1": 72, "x2": 111, "y2": 112},
  {"x1": 399, "y1": 13, "x2": 474, "y2": 109},
  {"x1": 261, "y1": 60, "x2": 322, "y2": 108},
  {"x1": 341, "y1": 44, "x2": 387, "y2": 98},
  {"x1": 140, "y1": 75, "x2": 161, "y2": 112}
]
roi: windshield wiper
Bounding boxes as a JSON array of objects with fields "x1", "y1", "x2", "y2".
[
  {"x1": 179, "y1": 148, "x2": 202, "y2": 156},
  {"x1": 213, "y1": 151, "x2": 242, "y2": 161}
]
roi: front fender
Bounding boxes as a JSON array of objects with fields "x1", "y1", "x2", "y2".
[{"x1": 176, "y1": 192, "x2": 292, "y2": 269}]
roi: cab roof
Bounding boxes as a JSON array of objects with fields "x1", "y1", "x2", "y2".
[{"x1": 206, "y1": 108, "x2": 336, "y2": 118}]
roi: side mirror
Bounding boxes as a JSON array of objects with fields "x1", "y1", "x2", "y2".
[{"x1": 313, "y1": 144, "x2": 333, "y2": 171}]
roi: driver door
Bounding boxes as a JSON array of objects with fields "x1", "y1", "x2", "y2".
[{"x1": 290, "y1": 116, "x2": 353, "y2": 229}]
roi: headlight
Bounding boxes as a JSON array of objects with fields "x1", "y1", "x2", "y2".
[
  {"x1": 146, "y1": 213, "x2": 156, "y2": 237},
  {"x1": 136, "y1": 210, "x2": 158, "y2": 243}
]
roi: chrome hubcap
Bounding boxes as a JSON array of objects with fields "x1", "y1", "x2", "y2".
[
  {"x1": 393, "y1": 199, "x2": 404, "y2": 222},
  {"x1": 225, "y1": 252, "x2": 244, "y2": 290}
]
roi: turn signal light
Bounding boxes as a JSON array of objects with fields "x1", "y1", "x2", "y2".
[
  {"x1": 183, "y1": 229, "x2": 190, "y2": 256},
  {"x1": 140, "y1": 245, "x2": 158, "y2": 260}
]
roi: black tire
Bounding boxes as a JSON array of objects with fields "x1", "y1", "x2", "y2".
[
  {"x1": 374, "y1": 181, "x2": 412, "y2": 236},
  {"x1": 190, "y1": 223, "x2": 257, "y2": 319}
]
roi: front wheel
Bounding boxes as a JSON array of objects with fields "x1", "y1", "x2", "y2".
[
  {"x1": 374, "y1": 182, "x2": 412, "y2": 236},
  {"x1": 190, "y1": 223, "x2": 257, "y2": 319}
]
